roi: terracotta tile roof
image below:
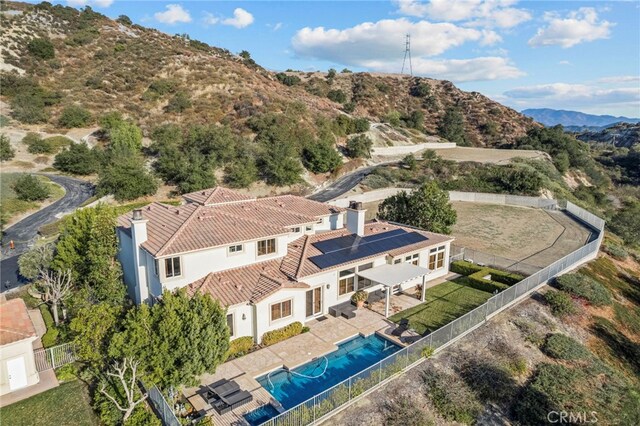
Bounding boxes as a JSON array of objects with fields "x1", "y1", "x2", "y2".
[
  {"x1": 0, "y1": 298, "x2": 37, "y2": 346},
  {"x1": 182, "y1": 187, "x2": 255, "y2": 206},
  {"x1": 117, "y1": 188, "x2": 344, "y2": 257},
  {"x1": 280, "y1": 221, "x2": 454, "y2": 279},
  {"x1": 186, "y1": 260, "x2": 309, "y2": 306}
]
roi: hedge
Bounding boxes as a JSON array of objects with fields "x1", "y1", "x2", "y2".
[
  {"x1": 261, "y1": 322, "x2": 303, "y2": 346},
  {"x1": 451, "y1": 260, "x2": 524, "y2": 293},
  {"x1": 226, "y1": 336, "x2": 254, "y2": 359},
  {"x1": 39, "y1": 304, "x2": 59, "y2": 348},
  {"x1": 450, "y1": 260, "x2": 484, "y2": 276},
  {"x1": 466, "y1": 271, "x2": 510, "y2": 293}
]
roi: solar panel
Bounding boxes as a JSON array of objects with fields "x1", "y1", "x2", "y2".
[
  {"x1": 309, "y1": 231, "x2": 428, "y2": 269},
  {"x1": 313, "y1": 228, "x2": 407, "y2": 253}
]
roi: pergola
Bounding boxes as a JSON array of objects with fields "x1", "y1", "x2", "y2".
[{"x1": 357, "y1": 263, "x2": 431, "y2": 317}]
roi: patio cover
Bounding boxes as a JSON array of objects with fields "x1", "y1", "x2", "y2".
[
  {"x1": 357, "y1": 263, "x2": 432, "y2": 317},
  {"x1": 357, "y1": 263, "x2": 431, "y2": 287}
]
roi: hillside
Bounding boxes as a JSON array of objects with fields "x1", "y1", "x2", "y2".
[
  {"x1": 0, "y1": 1, "x2": 536, "y2": 147},
  {"x1": 575, "y1": 122, "x2": 640, "y2": 148},
  {"x1": 523, "y1": 108, "x2": 640, "y2": 127}
]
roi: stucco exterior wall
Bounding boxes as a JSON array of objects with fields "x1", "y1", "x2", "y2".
[{"x1": 0, "y1": 338, "x2": 39, "y2": 396}]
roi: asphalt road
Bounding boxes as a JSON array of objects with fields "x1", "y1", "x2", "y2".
[
  {"x1": 308, "y1": 166, "x2": 377, "y2": 202},
  {"x1": 1, "y1": 175, "x2": 94, "y2": 292}
]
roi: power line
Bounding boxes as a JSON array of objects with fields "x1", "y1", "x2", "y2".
[{"x1": 401, "y1": 34, "x2": 413, "y2": 76}]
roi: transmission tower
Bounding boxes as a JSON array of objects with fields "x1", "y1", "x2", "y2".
[{"x1": 401, "y1": 34, "x2": 413, "y2": 76}]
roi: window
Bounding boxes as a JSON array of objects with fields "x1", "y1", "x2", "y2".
[
  {"x1": 405, "y1": 253, "x2": 419, "y2": 266},
  {"x1": 305, "y1": 225, "x2": 313, "y2": 232},
  {"x1": 153, "y1": 259, "x2": 159, "y2": 277},
  {"x1": 338, "y1": 268, "x2": 355, "y2": 295},
  {"x1": 428, "y1": 246, "x2": 446, "y2": 270},
  {"x1": 226, "y1": 314, "x2": 234, "y2": 337},
  {"x1": 228, "y1": 244, "x2": 243, "y2": 255},
  {"x1": 271, "y1": 300, "x2": 292, "y2": 321},
  {"x1": 393, "y1": 258, "x2": 402, "y2": 264},
  {"x1": 316, "y1": 218, "x2": 323, "y2": 224},
  {"x1": 164, "y1": 257, "x2": 181, "y2": 278},
  {"x1": 290, "y1": 227, "x2": 301, "y2": 233},
  {"x1": 257, "y1": 238, "x2": 276, "y2": 256}
]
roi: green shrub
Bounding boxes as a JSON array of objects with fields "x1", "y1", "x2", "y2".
[
  {"x1": 261, "y1": 322, "x2": 303, "y2": 346},
  {"x1": 383, "y1": 398, "x2": 434, "y2": 426},
  {"x1": 466, "y1": 270, "x2": 510, "y2": 293},
  {"x1": 54, "y1": 143, "x2": 99, "y2": 175},
  {"x1": 226, "y1": 336, "x2": 254, "y2": 359},
  {"x1": 13, "y1": 174, "x2": 50, "y2": 201},
  {"x1": 542, "y1": 334, "x2": 591, "y2": 361},
  {"x1": 327, "y1": 89, "x2": 347, "y2": 103},
  {"x1": 58, "y1": 105, "x2": 92, "y2": 128},
  {"x1": 27, "y1": 38, "x2": 55, "y2": 60},
  {"x1": 55, "y1": 363, "x2": 79, "y2": 382},
  {"x1": 603, "y1": 242, "x2": 628, "y2": 260},
  {"x1": 346, "y1": 134, "x2": 373, "y2": 159},
  {"x1": 23, "y1": 132, "x2": 54, "y2": 154},
  {"x1": 450, "y1": 260, "x2": 484, "y2": 275},
  {"x1": 544, "y1": 290, "x2": 577, "y2": 317},
  {"x1": 422, "y1": 366, "x2": 483, "y2": 424},
  {"x1": 421, "y1": 345, "x2": 435, "y2": 358},
  {"x1": 1, "y1": 134, "x2": 16, "y2": 161},
  {"x1": 165, "y1": 92, "x2": 191, "y2": 113},
  {"x1": 39, "y1": 304, "x2": 59, "y2": 348},
  {"x1": 554, "y1": 273, "x2": 612, "y2": 306},
  {"x1": 275, "y1": 73, "x2": 301, "y2": 86}
]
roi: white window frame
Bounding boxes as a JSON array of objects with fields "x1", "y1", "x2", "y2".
[
  {"x1": 226, "y1": 313, "x2": 235, "y2": 338},
  {"x1": 405, "y1": 253, "x2": 419, "y2": 265},
  {"x1": 429, "y1": 245, "x2": 446, "y2": 270},
  {"x1": 290, "y1": 227, "x2": 301, "y2": 234},
  {"x1": 164, "y1": 257, "x2": 182, "y2": 278},
  {"x1": 338, "y1": 268, "x2": 356, "y2": 296},
  {"x1": 270, "y1": 299, "x2": 293, "y2": 322},
  {"x1": 257, "y1": 238, "x2": 277, "y2": 256},
  {"x1": 228, "y1": 244, "x2": 244, "y2": 255}
]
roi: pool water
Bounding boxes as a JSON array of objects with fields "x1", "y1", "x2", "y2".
[
  {"x1": 256, "y1": 334, "x2": 401, "y2": 410},
  {"x1": 243, "y1": 404, "x2": 281, "y2": 426}
]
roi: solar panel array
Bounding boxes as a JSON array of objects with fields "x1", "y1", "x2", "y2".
[
  {"x1": 308, "y1": 230, "x2": 428, "y2": 269},
  {"x1": 312, "y1": 228, "x2": 406, "y2": 253}
]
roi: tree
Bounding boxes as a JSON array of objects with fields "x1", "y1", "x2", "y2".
[
  {"x1": 402, "y1": 154, "x2": 417, "y2": 171},
  {"x1": 13, "y1": 174, "x2": 50, "y2": 201},
  {"x1": 224, "y1": 158, "x2": 258, "y2": 188},
  {"x1": 165, "y1": 92, "x2": 191, "y2": 113},
  {"x1": 109, "y1": 290, "x2": 230, "y2": 388},
  {"x1": 403, "y1": 110, "x2": 425, "y2": 130},
  {"x1": 116, "y1": 15, "x2": 132, "y2": 25},
  {"x1": 303, "y1": 141, "x2": 342, "y2": 173},
  {"x1": 27, "y1": 38, "x2": 55, "y2": 60},
  {"x1": 71, "y1": 303, "x2": 120, "y2": 364},
  {"x1": 327, "y1": 68, "x2": 336, "y2": 80},
  {"x1": 99, "y1": 358, "x2": 148, "y2": 423},
  {"x1": 109, "y1": 121, "x2": 142, "y2": 152},
  {"x1": 438, "y1": 107, "x2": 467, "y2": 145},
  {"x1": 97, "y1": 146, "x2": 158, "y2": 201},
  {"x1": 18, "y1": 243, "x2": 54, "y2": 281},
  {"x1": 99, "y1": 111, "x2": 125, "y2": 131},
  {"x1": 346, "y1": 134, "x2": 373, "y2": 159},
  {"x1": 378, "y1": 181, "x2": 457, "y2": 234},
  {"x1": 610, "y1": 199, "x2": 640, "y2": 246},
  {"x1": 239, "y1": 50, "x2": 251, "y2": 59},
  {"x1": 275, "y1": 73, "x2": 301, "y2": 86},
  {"x1": 410, "y1": 81, "x2": 431, "y2": 97},
  {"x1": 0, "y1": 134, "x2": 15, "y2": 161},
  {"x1": 58, "y1": 105, "x2": 92, "y2": 128},
  {"x1": 35, "y1": 269, "x2": 73, "y2": 325},
  {"x1": 259, "y1": 140, "x2": 303, "y2": 186},
  {"x1": 54, "y1": 142, "x2": 100, "y2": 175}
]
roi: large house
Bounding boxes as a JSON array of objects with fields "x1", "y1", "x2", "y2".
[{"x1": 117, "y1": 187, "x2": 454, "y2": 343}]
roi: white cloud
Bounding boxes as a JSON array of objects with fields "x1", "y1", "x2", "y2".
[
  {"x1": 203, "y1": 8, "x2": 254, "y2": 29},
  {"x1": 222, "y1": 8, "x2": 254, "y2": 29},
  {"x1": 66, "y1": 0, "x2": 113, "y2": 7},
  {"x1": 272, "y1": 22, "x2": 283, "y2": 31},
  {"x1": 154, "y1": 4, "x2": 191, "y2": 25},
  {"x1": 597, "y1": 75, "x2": 640, "y2": 84},
  {"x1": 528, "y1": 7, "x2": 613, "y2": 48},
  {"x1": 367, "y1": 56, "x2": 525, "y2": 82},
  {"x1": 503, "y1": 82, "x2": 639, "y2": 108},
  {"x1": 292, "y1": 18, "x2": 498, "y2": 64},
  {"x1": 558, "y1": 60, "x2": 571, "y2": 65},
  {"x1": 394, "y1": 0, "x2": 531, "y2": 28}
]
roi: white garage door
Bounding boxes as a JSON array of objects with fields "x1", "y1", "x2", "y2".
[{"x1": 7, "y1": 356, "x2": 28, "y2": 391}]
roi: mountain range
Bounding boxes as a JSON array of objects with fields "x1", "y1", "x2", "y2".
[{"x1": 522, "y1": 108, "x2": 640, "y2": 128}]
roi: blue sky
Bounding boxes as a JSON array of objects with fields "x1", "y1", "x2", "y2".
[{"x1": 49, "y1": 1, "x2": 640, "y2": 116}]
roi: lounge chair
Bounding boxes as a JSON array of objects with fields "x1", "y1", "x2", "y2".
[
  {"x1": 221, "y1": 390, "x2": 253, "y2": 409},
  {"x1": 391, "y1": 319, "x2": 410, "y2": 336},
  {"x1": 210, "y1": 380, "x2": 239, "y2": 398}
]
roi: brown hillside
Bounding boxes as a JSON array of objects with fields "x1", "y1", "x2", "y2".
[{"x1": 1, "y1": 1, "x2": 538, "y2": 145}]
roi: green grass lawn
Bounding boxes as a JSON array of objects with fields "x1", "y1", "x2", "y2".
[
  {"x1": 1, "y1": 380, "x2": 97, "y2": 426},
  {"x1": 389, "y1": 279, "x2": 493, "y2": 335},
  {"x1": 1, "y1": 173, "x2": 66, "y2": 225}
]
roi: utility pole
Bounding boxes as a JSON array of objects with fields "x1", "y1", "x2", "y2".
[{"x1": 401, "y1": 34, "x2": 413, "y2": 76}]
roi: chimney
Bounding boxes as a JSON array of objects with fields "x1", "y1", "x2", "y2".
[
  {"x1": 129, "y1": 209, "x2": 149, "y2": 304},
  {"x1": 346, "y1": 201, "x2": 366, "y2": 237}
]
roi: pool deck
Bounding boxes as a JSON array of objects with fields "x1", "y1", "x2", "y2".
[{"x1": 184, "y1": 308, "x2": 401, "y2": 425}]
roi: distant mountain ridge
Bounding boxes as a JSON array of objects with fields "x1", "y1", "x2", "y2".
[
  {"x1": 574, "y1": 122, "x2": 640, "y2": 148},
  {"x1": 522, "y1": 108, "x2": 640, "y2": 128}
]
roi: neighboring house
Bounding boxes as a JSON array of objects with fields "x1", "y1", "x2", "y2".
[
  {"x1": 0, "y1": 298, "x2": 40, "y2": 396},
  {"x1": 117, "y1": 187, "x2": 454, "y2": 343}
]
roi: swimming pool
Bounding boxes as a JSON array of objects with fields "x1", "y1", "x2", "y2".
[
  {"x1": 256, "y1": 334, "x2": 401, "y2": 410},
  {"x1": 243, "y1": 404, "x2": 281, "y2": 426}
]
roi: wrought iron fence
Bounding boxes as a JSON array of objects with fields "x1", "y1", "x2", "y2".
[
  {"x1": 262, "y1": 201, "x2": 604, "y2": 426},
  {"x1": 34, "y1": 342, "x2": 76, "y2": 372},
  {"x1": 141, "y1": 382, "x2": 181, "y2": 426}
]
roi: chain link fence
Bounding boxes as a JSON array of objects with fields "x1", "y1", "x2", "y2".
[
  {"x1": 263, "y1": 200, "x2": 604, "y2": 426},
  {"x1": 450, "y1": 245, "x2": 542, "y2": 276},
  {"x1": 141, "y1": 382, "x2": 181, "y2": 426}
]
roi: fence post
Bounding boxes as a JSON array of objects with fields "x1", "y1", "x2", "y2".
[
  {"x1": 51, "y1": 348, "x2": 56, "y2": 370},
  {"x1": 313, "y1": 395, "x2": 316, "y2": 424},
  {"x1": 348, "y1": 376, "x2": 352, "y2": 401}
]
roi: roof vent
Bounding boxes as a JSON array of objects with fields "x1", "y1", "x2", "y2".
[
  {"x1": 201, "y1": 191, "x2": 206, "y2": 195},
  {"x1": 235, "y1": 283, "x2": 243, "y2": 290},
  {"x1": 175, "y1": 210, "x2": 180, "y2": 215},
  {"x1": 132, "y1": 209, "x2": 143, "y2": 220}
]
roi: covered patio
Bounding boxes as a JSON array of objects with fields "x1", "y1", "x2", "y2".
[{"x1": 357, "y1": 263, "x2": 431, "y2": 317}]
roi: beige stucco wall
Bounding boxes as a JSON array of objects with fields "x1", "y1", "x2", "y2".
[{"x1": 0, "y1": 337, "x2": 39, "y2": 396}]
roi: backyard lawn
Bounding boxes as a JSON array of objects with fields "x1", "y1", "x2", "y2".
[
  {"x1": 1, "y1": 380, "x2": 97, "y2": 426},
  {"x1": 389, "y1": 279, "x2": 493, "y2": 335}
]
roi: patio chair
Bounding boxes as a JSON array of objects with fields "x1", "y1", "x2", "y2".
[
  {"x1": 391, "y1": 319, "x2": 410, "y2": 336},
  {"x1": 210, "y1": 380, "x2": 239, "y2": 398},
  {"x1": 221, "y1": 390, "x2": 253, "y2": 410}
]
